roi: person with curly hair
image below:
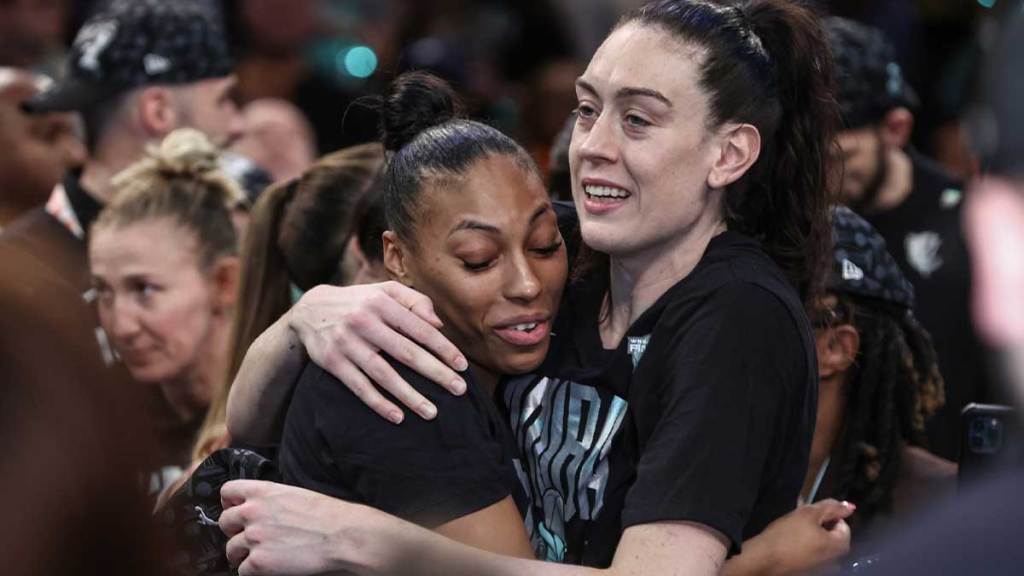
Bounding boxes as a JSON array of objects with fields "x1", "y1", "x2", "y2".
[{"x1": 803, "y1": 206, "x2": 954, "y2": 546}]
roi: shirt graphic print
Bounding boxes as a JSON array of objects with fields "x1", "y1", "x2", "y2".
[{"x1": 503, "y1": 372, "x2": 631, "y2": 562}]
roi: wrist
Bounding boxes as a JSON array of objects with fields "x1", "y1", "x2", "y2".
[
  {"x1": 322, "y1": 504, "x2": 409, "y2": 576},
  {"x1": 735, "y1": 534, "x2": 781, "y2": 576}
]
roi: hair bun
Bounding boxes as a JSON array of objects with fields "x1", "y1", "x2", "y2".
[
  {"x1": 151, "y1": 127, "x2": 221, "y2": 179},
  {"x1": 111, "y1": 127, "x2": 247, "y2": 210},
  {"x1": 379, "y1": 71, "x2": 463, "y2": 152}
]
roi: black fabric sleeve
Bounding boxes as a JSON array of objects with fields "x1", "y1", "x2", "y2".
[
  {"x1": 280, "y1": 360, "x2": 513, "y2": 528},
  {"x1": 621, "y1": 282, "x2": 807, "y2": 552}
]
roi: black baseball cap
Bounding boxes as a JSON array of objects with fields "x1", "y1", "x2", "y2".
[
  {"x1": 824, "y1": 17, "x2": 920, "y2": 130},
  {"x1": 829, "y1": 206, "x2": 916, "y2": 310},
  {"x1": 23, "y1": 0, "x2": 234, "y2": 114}
]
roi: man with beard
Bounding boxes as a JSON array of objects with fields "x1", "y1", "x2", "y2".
[
  {"x1": 825, "y1": 17, "x2": 994, "y2": 461},
  {"x1": 0, "y1": 0, "x2": 243, "y2": 496},
  {"x1": 858, "y1": 10, "x2": 1024, "y2": 574}
]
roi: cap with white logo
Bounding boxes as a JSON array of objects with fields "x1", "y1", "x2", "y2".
[
  {"x1": 829, "y1": 206, "x2": 915, "y2": 309},
  {"x1": 23, "y1": 0, "x2": 233, "y2": 114}
]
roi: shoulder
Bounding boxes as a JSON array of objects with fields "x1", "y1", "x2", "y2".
[
  {"x1": 659, "y1": 274, "x2": 807, "y2": 345},
  {"x1": 0, "y1": 209, "x2": 67, "y2": 250},
  {"x1": 290, "y1": 358, "x2": 494, "y2": 442},
  {"x1": 908, "y1": 150, "x2": 967, "y2": 213},
  {"x1": 648, "y1": 276, "x2": 814, "y2": 400}
]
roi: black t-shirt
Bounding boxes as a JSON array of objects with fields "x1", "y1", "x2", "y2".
[
  {"x1": 279, "y1": 360, "x2": 525, "y2": 528},
  {"x1": 864, "y1": 151, "x2": 996, "y2": 460},
  {"x1": 499, "y1": 231, "x2": 817, "y2": 567}
]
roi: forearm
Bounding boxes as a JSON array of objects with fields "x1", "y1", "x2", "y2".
[
  {"x1": 226, "y1": 312, "x2": 307, "y2": 445},
  {"x1": 368, "y1": 518, "x2": 600, "y2": 576},
  {"x1": 344, "y1": 513, "x2": 717, "y2": 576},
  {"x1": 720, "y1": 537, "x2": 775, "y2": 576}
]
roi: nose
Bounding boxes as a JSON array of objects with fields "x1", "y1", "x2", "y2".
[
  {"x1": 105, "y1": 296, "x2": 142, "y2": 342},
  {"x1": 575, "y1": 110, "x2": 619, "y2": 165},
  {"x1": 504, "y1": 253, "x2": 542, "y2": 303}
]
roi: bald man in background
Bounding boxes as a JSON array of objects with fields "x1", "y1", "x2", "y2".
[{"x1": 0, "y1": 68, "x2": 85, "y2": 229}]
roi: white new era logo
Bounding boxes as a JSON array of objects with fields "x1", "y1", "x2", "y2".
[
  {"x1": 144, "y1": 53, "x2": 171, "y2": 75},
  {"x1": 842, "y1": 259, "x2": 864, "y2": 281}
]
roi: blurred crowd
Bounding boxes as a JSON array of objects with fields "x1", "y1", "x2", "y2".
[{"x1": 1, "y1": 0, "x2": 1023, "y2": 574}]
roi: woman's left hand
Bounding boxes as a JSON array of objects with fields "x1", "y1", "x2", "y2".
[{"x1": 220, "y1": 480, "x2": 384, "y2": 575}]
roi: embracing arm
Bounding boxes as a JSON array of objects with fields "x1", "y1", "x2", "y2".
[
  {"x1": 226, "y1": 312, "x2": 307, "y2": 445},
  {"x1": 220, "y1": 481, "x2": 727, "y2": 576},
  {"x1": 407, "y1": 520, "x2": 728, "y2": 576},
  {"x1": 226, "y1": 282, "x2": 469, "y2": 444},
  {"x1": 220, "y1": 481, "x2": 850, "y2": 576}
]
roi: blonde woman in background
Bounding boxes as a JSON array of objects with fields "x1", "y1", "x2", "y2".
[{"x1": 88, "y1": 128, "x2": 244, "y2": 494}]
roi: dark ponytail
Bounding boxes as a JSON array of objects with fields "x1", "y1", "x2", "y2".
[
  {"x1": 380, "y1": 71, "x2": 540, "y2": 243},
  {"x1": 743, "y1": 0, "x2": 837, "y2": 303},
  {"x1": 624, "y1": 0, "x2": 837, "y2": 303}
]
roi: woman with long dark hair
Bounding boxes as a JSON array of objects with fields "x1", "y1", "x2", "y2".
[{"x1": 223, "y1": 1, "x2": 846, "y2": 573}]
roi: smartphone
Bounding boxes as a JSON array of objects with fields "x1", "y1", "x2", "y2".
[{"x1": 958, "y1": 403, "x2": 1020, "y2": 488}]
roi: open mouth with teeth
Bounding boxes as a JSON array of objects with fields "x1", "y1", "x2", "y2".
[
  {"x1": 493, "y1": 319, "x2": 550, "y2": 347},
  {"x1": 585, "y1": 185, "x2": 631, "y2": 202}
]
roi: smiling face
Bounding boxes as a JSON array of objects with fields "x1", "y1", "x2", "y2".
[
  {"x1": 570, "y1": 22, "x2": 726, "y2": 259},
  {"x1": 387, "y1": 154, "x2": 567, "y2": 377},
  {"x1": 89, "y1": 217, "x2": 219, "y2": 384}
]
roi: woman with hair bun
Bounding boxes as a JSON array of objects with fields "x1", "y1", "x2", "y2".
[
  {"x1": 275, "y1": 71, "x2": 566, "y2": 557},
  {"x1": 223, "y1": 0, "x2": 851, "y2": 573},
  {"x1": 89, "y1": 128, "x2": 243, "y2": 490}
]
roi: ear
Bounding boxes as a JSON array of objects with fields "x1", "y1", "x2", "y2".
[
  {"x1": 382, "y1": 231, "x2": 414, "y2": 287},
  {"x1": 879, "y1": 107, "x2": 914, "y2": 149},
  {"x1": 135, "y1": 86, "x2": 179, "y2": 138},
  {"x1": 346, "y1": 235, "x2": 368, "y2": 271},
  {"x1": 707, "y1": 123, "x2": 761, "y2": 190},
  {"x1": 817, "y1": 324, "x2": 860, "y2": 379},
  {"x1": 208, "y1": 256, "x2": 241, "y2": 314}
]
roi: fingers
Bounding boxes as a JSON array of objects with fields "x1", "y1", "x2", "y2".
[
  {"x1": 374, "y1": 293, "x2": 468, "y2": 387},
  {"x1": 378, "y1": 284, "x2": 468, "y2": 374},
  {"x1": 829, "y1": 519, "x2": 852, "y2": 556},
  {"x1": 219, "y1": 502, "x2": 247, "y2": 538},
  {"x1": 381, "y1": 281, "x2": 445, "y2": 328},
  {"x1": 225, "y1": 530, "x2": 251, "y2": 570},
  {"x1": 813, "y1": 499, "x2": 857, "y2": 526},
  {"x1": 220, "y1": 480, "x2": 267, "y2": 538},
  {"x1": 220, "y1": 480, "x2": 248, "y2": 510},
  {"x1": 320, "y1": 352, "x2": 409, "y2": 424}
]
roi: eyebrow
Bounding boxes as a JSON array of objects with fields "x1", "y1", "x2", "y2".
[
  {"x1": 450, "y1": 204, "x2": 553, "y2": 236},
  {"x1": 576, "y1": 78, "x2": 673, "y2": 108}
]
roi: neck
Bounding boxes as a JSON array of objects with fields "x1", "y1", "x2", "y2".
[
  {"x1": 79, "y1": 154, "x2": 137, "y2": 206},
  {"x1": 601, "y1": 217, "x2": 727, "y2": 349},
  {"x1": 81, "y1": 128, "x2": 155, "y2": 205},
  {"x1": 871, "y1": 147, "x2": 914, "y2": 213},
  {"x1": 801, "y1": 374, "x2": 847, "y2": 500},
  {"x1": 159, "y1": 313, "x2": 231, "y2": 423}
]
